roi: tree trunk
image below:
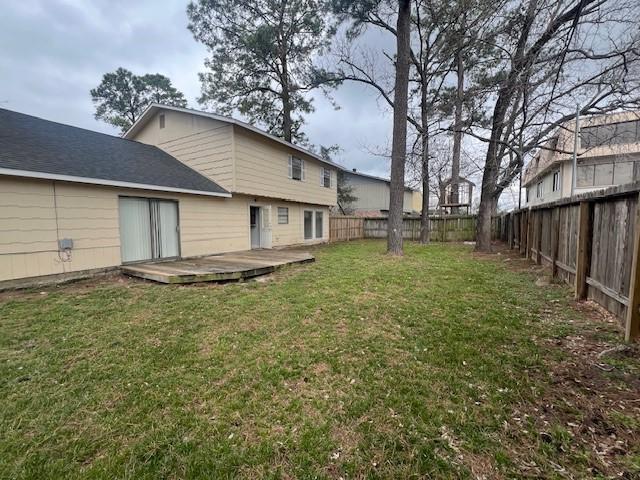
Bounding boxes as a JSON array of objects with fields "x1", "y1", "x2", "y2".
[
  {"x1": 419, "y1": 76, "x2": 430, "y2": 244},
  {"x1": 281, "y1": 58, "x2": 293, "y2": 143},
  {"x1": 451, "y1": 38, "x2": 464, "y2": 213},
  {"x1": 387, "y1": 0, "x2": 411, "y2": 255},
  {"x1": 420, "y1": 143, "x2": 430, "y2": 243},
  {"x1": 475, "y1": 106, "x2": 505, "y2": 251}
]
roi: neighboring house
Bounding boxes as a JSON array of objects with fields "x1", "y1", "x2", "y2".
[
  {"x1": 340, "y1": 168, "x2": 420, "y2": 216},
  {"x1": 523, "y1": 111, "x2": 640, "y2": 206},
  {"x1": 0, "y1": 106, "x2": 337, "y2": 285}
]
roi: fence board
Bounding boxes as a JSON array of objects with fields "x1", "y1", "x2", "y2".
[
  {"x1": 491, "y1": 181, "x2": 640, "y2": 339},
  {"x1": 330, "y1": 215, "x2": 477, "y2": 243}
]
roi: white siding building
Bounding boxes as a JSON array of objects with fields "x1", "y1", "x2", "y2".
[{"x1": 523, "y1": 111, "x2": 640, "y2": 206}]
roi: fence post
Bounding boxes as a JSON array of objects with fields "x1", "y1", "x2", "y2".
[
  {"x1": 526, "y1": 209, "x2": 534, "y2": 259},
  {"x1": 520, "y1": 210, "x2": 529, "y2": 256},
  {"x1": 551, "y1": 208, "x2": 560, "y2": 278},
  {"x1": 536, "y1": 210, "x2": 543, "y2": 265},
  {"x1": 574, "y1": 201, "x2": 593, "y2": 301},
  {"x1": 625, "y1": 194, "x2": 640, "y2": 341},
  {"x1": 508, "y1": 213, "x2": 514, "y2": 249}
]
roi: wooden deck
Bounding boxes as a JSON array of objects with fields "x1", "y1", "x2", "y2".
[{"x1": 121, "y1": 249, "x2": 314, "y2": 284}]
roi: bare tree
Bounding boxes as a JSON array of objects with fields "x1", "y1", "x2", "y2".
[
  {"x1": 473, "y1": 0, "x2": 640, "y2": 251},
  {"x1": 387, "y1": 0, "x2": 412, "y2": 255}
]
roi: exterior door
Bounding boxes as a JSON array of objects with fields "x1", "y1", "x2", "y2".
[
  {"x1": 156, "y1": 200, "x2": 179, "y2": 258},
  {"x1": 250, "y1": 206, "x2": 261, "y2": 249},
  {"x1": 119, "y1": 197, "x2": 180, "y2": 263},
  {"x1": 119, "y1": 197, "x2": 152, "y2": 262}
]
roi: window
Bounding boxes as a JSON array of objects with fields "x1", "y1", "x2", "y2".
[
  {"x1": 159, "y1": 114, "x2": 165, "y2": 129},
  {"x1": 304, "y1": 210, "x2": 313, "y2": 239},
  {"x1": 576, "y1": 164, "x2": 595, "y2": 187},
  {"x1": 581, "y1": 120, "x2": 640, "y2": 149},
  {"x1": 321, "y1": 168, "x2": 331, "y2": 188},
  {"x1": 288, "y1": 156, "x2": 305, "y2": 181},
  {"x1": 525, "y1": 188, "x2": 530, "y2": 203},
  {"x1": 614, "y1": 161, "x2": 634, "y2": 184},
  {"x1": 594, "y1": 163, "x2": 614, "y2": 186},
  {"x1": 552, "y1": 171, "x2": 560, "y2": 192},
  {"x1": 315, "y1": 211, "x2": 323, "y2": 238},
  {"x1": 277, "y1": 207, "x2": 289, "y2": 224},
  {"x1": 536, "y1": 181, "x2": 544, "y2": 198},
  {"x1": 615, "y1": 121, "x2": 638, "y2": 143}
]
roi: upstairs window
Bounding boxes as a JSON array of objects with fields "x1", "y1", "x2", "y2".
[
  {"x1": 536, "y1": 181, "x2": 544, "y2": 198},
  {"x1": 581, "y1": 119, "x2": 640, "y2": 149},
  {"x1": 552, "y1": 171, "x2": 560, "y2": 192},
  {"x1": 321, "y1": 168, "x2": 331, "y2": 188},
  {"x1": 288, "y1": 156, "x2": 305, "y2": 181},
  {"x1": 159, "y1": 114, "x2": 165, "y2": 129}
]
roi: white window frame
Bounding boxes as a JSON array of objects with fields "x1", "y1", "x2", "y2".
[
  {"x1": 321, "y1": 168, "x2": 331, "y2": 188},
  {"x1": 277, "y1": 207, "x2": 289, "y2": 224},
  {"x1": 552, "y1": 171, "x2": 560, "y2": 192},
  {"x1": 536, "y1": 181, "x2": 543, "y2": 198},
  {"x1": 288, "y1": 156, "x2": 305, "y2": 181},
  {"x1": 302, "y1": 209, "x2": 325, "y2": 241}
]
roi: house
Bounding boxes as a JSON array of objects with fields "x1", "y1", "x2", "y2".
[
  {"x1": 0, "y1": 106, "x2": 337, "y2": 285},
  {"x1": 339, "y1": 168, "x2": 420, "y2": 216},
  {"x1": 523, "y1": 111, "x2": 640, "y2": 206}
]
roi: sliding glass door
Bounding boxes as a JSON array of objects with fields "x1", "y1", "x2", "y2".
[{"x1": 119, "y1": 197, "x2": 180, "y2": 263}]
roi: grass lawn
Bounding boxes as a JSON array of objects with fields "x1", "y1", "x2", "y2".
[{"x1": 1, "y1": 241, "x2": 639, "y2": 479}]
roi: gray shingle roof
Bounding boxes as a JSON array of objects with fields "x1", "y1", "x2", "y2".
[{"x1": 0, "y1": 108, "x2": 229, "y2": 196}]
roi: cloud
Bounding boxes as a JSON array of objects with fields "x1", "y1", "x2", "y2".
[{"x1": 2, "y1": 0, "x2": 402, "y2": 179}]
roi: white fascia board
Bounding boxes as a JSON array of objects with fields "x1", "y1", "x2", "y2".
[{"x1": 0, "y1": 168, "x2": 232, "y2": 198}]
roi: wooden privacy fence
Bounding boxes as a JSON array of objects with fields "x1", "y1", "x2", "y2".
[
  {"x1": 329, "y1": 216, "x2": 365, "y2": 242},
  {"x1": 329, "y1": 215, "x2": 477, "y2": 243},
  {"x1": 492, "y1": 181, "x2": 640, "y2": 341}
]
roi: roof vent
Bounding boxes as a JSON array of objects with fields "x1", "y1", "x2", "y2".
[{"x1": 352, "y1": 168, "x2": 357, "y2": 172}]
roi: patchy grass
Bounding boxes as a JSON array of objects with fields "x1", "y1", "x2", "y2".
[{"x1": 1, "y1": 241, "x2": 638, "y2": 479}]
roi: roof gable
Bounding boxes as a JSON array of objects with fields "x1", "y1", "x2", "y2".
[{"x1": 124, "y1": 104, "x2": 339, "y2": 169}]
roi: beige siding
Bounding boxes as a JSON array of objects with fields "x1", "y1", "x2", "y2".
[
  {"x1": 0, "y1": 177, "x2": 330, "y2": 282},
  {"x1": 0, "y1": 177, "x2": 249, "y2": 282},
  {"x1": 233, "y1": 129, "x2": 337, "y2": 206},
  {"x1": 132, "y1": 109, "x2": 338, "y2": 207},
  {"x1": 345, "y1": 173, "x2": 414, "y2": 212},
  {"x1": 267, "y1": 200, "x2": 330, "y2": 246},
  {"x1": 134, "y1": 110, "x2": 235, "y2": 191}
]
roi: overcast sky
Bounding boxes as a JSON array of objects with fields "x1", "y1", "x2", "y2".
[
  {"x1": 0, "y1": 0, "x2": 399, "y2": 178},
  {"x1": 1, "y1": 0, "x2": 523, "y2": 209}
]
